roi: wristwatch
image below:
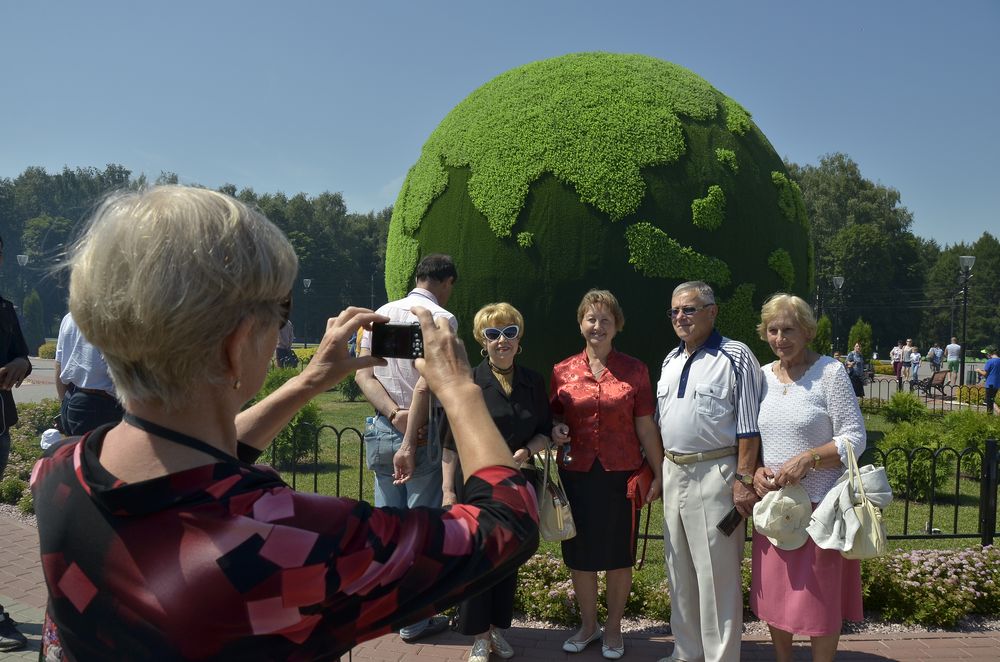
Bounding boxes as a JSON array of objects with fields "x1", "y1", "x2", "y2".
[{"x1": 734, "y1": 472, "x2": 754, "y2": 486}]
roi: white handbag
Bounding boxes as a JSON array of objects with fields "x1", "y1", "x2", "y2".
[
  {"x1": 841, "y1": 449, "x2": 888, "y2": 560},
  {"x1": 535, "y1": 446, "x2": 576, "y2": 542}
]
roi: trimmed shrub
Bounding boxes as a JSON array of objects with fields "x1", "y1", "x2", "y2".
[
  {"x1": 875, "y1": 363, "x2": 895, "y2": 375},
  {"x1": 294, "y1": 346, "x2": 317, "y2": 366},
  {"x1": 17, "y1": 489, "x2": 34, "y2": 515},
  {"x1": 37, "y1": 341, "x2": 57, "y2": 359},
  {"x1": 250, "y1": 369, "x2": 323, "y2": 467},
  {"x1": 811, "y1": 315, "x2": 832, "y2": 355},
  {"x1": 882, "y1": 391, "x2": 927, "y2": 424},
  {"x1": 939, "y1": 409, "x2": 1000, "y2": 478},
  {"x1": 514, "y1": 553, "x2": 578, "y2": 624},
  {"x1": 863, "y1": 547, "x2": 1000, "y2": 627},
  {"x1": 338, "y1": 373, "x2": 363, "y2": 402},
  {"x1": 0, "y1": 477, "x2": 27, "y2": 504},
  {"x1": 879, "y1": 421, "x2": 951, "y2": 501}
]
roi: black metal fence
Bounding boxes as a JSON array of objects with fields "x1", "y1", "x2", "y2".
[
  {"x1": 268, "y1": 423, "x2": 1000, "y2": 546},
  {"x1": 863, "y1": 374, "x2": 991, "y2": 414}
]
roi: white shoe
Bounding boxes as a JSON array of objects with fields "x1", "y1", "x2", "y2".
[
  {"x1": 562, "y1": 626, "x2": 603, "y2": 653},
  {"x1": 490, "y1": 629, "x2": 515, "y2": 659},
  {"x1": 469, "y1": 638, "x2": 491, "y2": 662}
]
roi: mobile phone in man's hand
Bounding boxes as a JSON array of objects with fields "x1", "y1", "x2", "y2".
[{"x1": 716, "y1": 506, "x2": 743, "y2": 536}]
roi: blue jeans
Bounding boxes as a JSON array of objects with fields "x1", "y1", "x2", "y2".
[
  {"x1": 364, "y1": 414, "x2": 442, "y2": 509},
  {"x1": 61, "y1": 391, "x2": 124, "y2": 436}
]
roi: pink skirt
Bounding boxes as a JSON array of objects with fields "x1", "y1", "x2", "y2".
[{"x1": 749, "y1": 529, "x2": 863, "y2": 636}]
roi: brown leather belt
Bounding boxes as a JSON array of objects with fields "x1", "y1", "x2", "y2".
[{"x1": 663, "y1": 446, "x2": 738, "y2": 465}]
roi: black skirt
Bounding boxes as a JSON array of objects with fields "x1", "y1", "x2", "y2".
[{"x1": 559, "y1": 458, "x2": 637, "y2": 571}]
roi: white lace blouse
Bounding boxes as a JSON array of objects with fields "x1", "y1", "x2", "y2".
[{"x1": 758, "y1": 355, "x2": 866, "y2": 502}]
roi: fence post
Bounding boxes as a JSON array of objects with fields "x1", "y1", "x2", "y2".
[{"x1": 981, "y1": 438, "x2": 998, "y2": 547}]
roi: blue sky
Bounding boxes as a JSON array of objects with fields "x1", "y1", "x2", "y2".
[{"x1": 1, "y1": 0, "x2": 996, "y2": 246}]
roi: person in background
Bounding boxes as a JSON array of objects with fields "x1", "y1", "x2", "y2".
[
  {"x1": 901, "y1": 338, "x2": 914, "y2": 382},
  {"x1": 442, "y1": 302, "x2": 551, "y2": 662},
  {"x1": 909, "y1": 345, "x2": 922, "y2": 384},
  {"x1": 31, "y1": 186, "x2": 538, "y2": 660},
  {"x1": 890, "y1": 340, "x2": 904, "y2": 387},
  {"x1": 927, "y1": 342, "x2": 944, "y2": 374},
  {"x1": 55, "y1": 312, "x2": 124, "y2": 435},
  {"x1": 750, "y1": 294, "x2": 866, "y2": 662},
  {"x1": 845, "y1": 342, "x2": 865, "y2": 399},
  {"x1": 977, "y1": 346, "x2": 999, "y2": 414},
  {"x1": 945, "y1": 337, "x2": 962, "y2": 386},
  {"x1": 274, "y1": 319, "x2": 298, "y2": 368},
  {"x1": 655, "y1": 281, "x2": 762, "y2": 662},
  {"x1": 0, "y1": 234, "x2": 31, "y2": 653},
  {"x1": 355, "y1": 253, "x2": 459, "y2": 642},
  {"x1": 551, "y1": 289, "x2": 662, "y2": 661}
]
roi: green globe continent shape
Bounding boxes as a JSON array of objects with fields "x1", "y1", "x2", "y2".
[{"x1": 387, "y1": 52, "x2": 812, "y2": 374}]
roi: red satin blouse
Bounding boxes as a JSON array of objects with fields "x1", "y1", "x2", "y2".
[{"x1": 549, "y1": 349, "x2": 655, "y2": 472}]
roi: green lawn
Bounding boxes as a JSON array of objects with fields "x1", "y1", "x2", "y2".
[{"x1": 269, "y1": 397, "x2": 997, "y2": 586}]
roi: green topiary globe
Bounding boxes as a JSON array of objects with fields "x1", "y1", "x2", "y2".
[{"x1": 387, "y1": 52, "x2": 812, "y2": 374}]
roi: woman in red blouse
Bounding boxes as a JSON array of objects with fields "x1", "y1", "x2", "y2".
[{"x1": 550, "y1": 289, "x2": 663, "y2": 660}]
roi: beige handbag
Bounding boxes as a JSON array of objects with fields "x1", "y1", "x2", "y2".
[
  {"x1": 841, "y1": 448, "x2": 888, "y2": 560},
  {"x1": 536, "y1": 445, "x2": 576, "y2": 542}
]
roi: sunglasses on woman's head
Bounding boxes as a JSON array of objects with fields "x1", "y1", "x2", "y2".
[{"x1": 483, "y1": 325, "x2": 520, "y2": 341}]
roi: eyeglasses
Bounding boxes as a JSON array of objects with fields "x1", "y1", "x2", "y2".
[
  {"x1": 483, "y1": 324, "x2": 520, "y2": 341},
  {"x1": 669, "y1": 304, "x2": 714, "y2": 319},
  {"x1": 278, "y1": 294, "x2": 293, "y2": 329}
]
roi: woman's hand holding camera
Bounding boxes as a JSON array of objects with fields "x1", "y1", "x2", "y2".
[{"x1": 302, "y1": 307, "x2": 388, "y2": 394}]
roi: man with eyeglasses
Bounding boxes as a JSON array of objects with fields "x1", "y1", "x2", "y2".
[
  {"x1": 654, "y1": 281, "x2": 763, "y2": 662},
  {"x1": 355, "y1": 253, "x2": 457, "y2": 643}
]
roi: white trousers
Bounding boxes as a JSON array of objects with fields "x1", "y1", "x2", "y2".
[{"x1": 662, "y1": 456, "x2": 744, "y2": 662}]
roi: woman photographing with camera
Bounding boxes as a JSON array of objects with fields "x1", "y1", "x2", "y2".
[{"x1": 31, "y1": 186, "x2": 539, "y2": 661}]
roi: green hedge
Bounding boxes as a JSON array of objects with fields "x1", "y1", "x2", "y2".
[{"x1": 37, "y1": 341, "x2": 56, "y2": 359}]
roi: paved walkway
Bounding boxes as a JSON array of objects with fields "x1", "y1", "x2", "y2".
[{"x1": 3, "y1": 515, "x2": 999, "y2": 661}]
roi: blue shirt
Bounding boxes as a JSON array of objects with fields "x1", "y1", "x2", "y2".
[{"x1": 983, "y1": 357, "x2": 1000, "y2": 389}]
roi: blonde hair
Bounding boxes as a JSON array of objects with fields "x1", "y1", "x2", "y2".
[
  {"x1": 576, "y1": 289, "x2": 624, "y2": 331},
  {"x1": 757, "y1": 293, "x2": 817, "y2": 341},
  {"x1": 473, "y1": 302, "x2": 524, "y2": 348},
  {"x1": 68, "y1": 186, "x2": 298, "y2": 408}
]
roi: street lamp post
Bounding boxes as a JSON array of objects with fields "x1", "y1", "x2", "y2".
[
  {"x1": 832, "y1": 275, "x2": 845, "y2": 355},
  {"x1": 15, "y1": 254, "x2": 29, "y2": 306},
  {"x1": 302, "y1": 278, "x2": 312, "y2": 349},
  {"x1": 959, "y1": 256, "x2": 975, "y2": 386}
]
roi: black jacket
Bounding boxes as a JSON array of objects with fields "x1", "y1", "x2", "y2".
[
  {"x1": 0, "y1": 296, "x2": 31, "y2": 434},
  {"x1": 446, "y1": 360, "x2": 552, "y2": 500}
]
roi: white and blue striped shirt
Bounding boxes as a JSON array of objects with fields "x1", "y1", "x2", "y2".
[{"x1": 656, "y1": 330, "x2": 763, "y2": 453}]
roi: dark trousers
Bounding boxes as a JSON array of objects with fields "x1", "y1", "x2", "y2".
[
  {"x1": 987, "y1": 386, "x2": 998, "y2": 414},
  {"x1": 453, "y1": 570, "x2": 518, "y2": 635},
  {"x1": 61, "y1": 390, "x2": 124, "y2": 436}
]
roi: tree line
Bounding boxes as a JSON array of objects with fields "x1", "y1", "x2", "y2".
[
  {"x1": 0, "y1": 165, "x2": 389, "y2": 351},
  {"x1": 788, "y1": 153, "x2": 998, "y2": 359},
  {"x1": 0, "y1": 156, "x2": 996, "y2": 357}
]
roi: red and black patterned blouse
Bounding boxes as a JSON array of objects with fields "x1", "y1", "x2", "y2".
[
  {"x1": 30, "y1": 426, "x2": 539, "y2": 661},
  {"x1": 549, "y1": 349, "x2": 656, "y2": 472}
]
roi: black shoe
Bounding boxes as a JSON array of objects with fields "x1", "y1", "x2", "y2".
[
  {"x1": 399, "y1": 615, "x2": 450, "y2": 643},
  {"x1": 0, "y1": 611, "x2": 28, "y2": 652}
]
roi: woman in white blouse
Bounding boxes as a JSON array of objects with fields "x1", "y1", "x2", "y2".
[{"x1": 749, "y1": 294, "x2": 866, "y2": 662}]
